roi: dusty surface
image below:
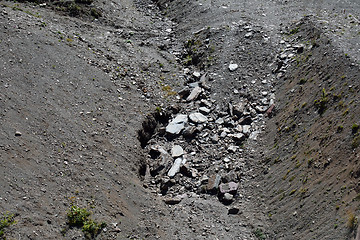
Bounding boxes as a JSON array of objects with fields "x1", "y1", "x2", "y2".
[{"x1": 0, "y1": 0, "x2": 359, "y2": 239}]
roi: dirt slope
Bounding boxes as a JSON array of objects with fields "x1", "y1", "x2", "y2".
[{"x1": 0, "y1": 0, "x2": 360, "y2": 239}]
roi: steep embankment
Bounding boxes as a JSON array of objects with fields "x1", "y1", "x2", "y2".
[{"x1": 263, "y1": 17, "x2": 360, "y2": 239}]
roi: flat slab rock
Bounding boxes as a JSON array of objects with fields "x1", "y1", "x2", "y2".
[
  {"x1": 189, "y1": 112, "x2": 208, "y2": 123},
  {"x1": 166, "y1": 114, "x2": 188, "y2": 135}
]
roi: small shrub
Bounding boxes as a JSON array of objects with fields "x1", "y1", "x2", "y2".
[
  {"x1": 299, "y1": 78, "x2": 307, "y2": 85},
  {"x1": 253, "y1": 228, "x2": 266, "y2": 240},
  {"x1": 352, "y1": 135, "x2": 360, "y2": 149},
  {"x1": 66, "y1": 205, "x2": 106, "y2": 239},
  {"x1": 347, "y1": 211, "x2": 358, "y2": 231},
  {"x1": 337, "y1": 125, "x2": 344, "y2": 133},
  {"x1": 0, "y1": 212, "x2": 16, "y2": 239},
  {"x1": 314, "y1": 88, "x2": 328, "y2": 115},
  {"x1": 352, "y1": 124, "x2": 359, "y2": 134}
]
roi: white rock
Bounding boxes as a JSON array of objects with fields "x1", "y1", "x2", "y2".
[
  {"x1": 171, "y1": 145, "x2": 184, "y2": 158},
  {"x1": 228, "y1": 63, "x2": 238, "y2": 71},
  {"x1": 242, "y1": 125, "x2": 251, "y2": 135},
  {"x1": 166, "y1": 114, "x2": 188, "y2": 135},
  {"x1": 193, "y1": 71, "x2": 201, "y2": 78},
  {"x1": 199, "y1": 107, "x2": 211, "y2": 114},
  {"x1": 189, "y1": 112, "x2": 208, "y2": 123},
  {"x1": 168, "y1": 157, "x2": 183, "y2": 177},
  {"x1": 186, "y1": 86, "x2": 202, "y2": 101}
]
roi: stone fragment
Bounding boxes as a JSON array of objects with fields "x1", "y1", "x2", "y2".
[
  {"x1": 201, "y1": 99, "x2": 212, "y2": 108},
  {"x1": 164, "y1": 197, "x2": 182, "y2": 205},
  {"x1": 166, "y1": 114, "x2": 188, "y2": 135},
  {"x1": 245, "y1": 32, "x2": 253, "y2": 38},
  {"x1": 183, "y1": 126, "x2": 198, "y2": 138},
  {"x1": 228, "y1": 63, "x2": 238, "y2": 71},
  {"x1": 211, "y1": 134, "x2": 219, "y2": 143},
  {"x1": 193, "y1": 71, "x2": 201, "y2": 78},
  {"x1": 189, "y1": 112, "x2": 208, "y2": 123},
  {"x1": 228, "y1": 207, "x2": 240, "y2": 215},
  {"x1": 232, "y1": 133, "x2": 245, "y2": 142},
  {"x1": 219, "y1": 182, "x2": 239, "y2": 194},
  {"x1": 242, "y1": 125, "x2": 251, "y2": 135},
  {"x1": 223, "y1": 193, "x2": 234, "y2": 201},
  {"x1": 199, "y1": 107, "x2": 210, "y2": 114},
  {"x1": 186, "y1": 86, "x2": 202, "y2": 101},
  {"x1": 255, "y1": 105, "x2": 268, "y2": 113},
  {"x1": 239, "y1": 116, "x2": 252, "y2": 125},
  {"x1": 206, "y1": 174, "x2": 221, "y2": 194},
  {"x1": 232, "y1": 102, "x2": 246, "y2": 117},
  {"x1": 215, "y1": 118, "x2": 224, "y2": 125},
  {"x1": 171, "y1": 145, "x2": 184, "y2": 158},
  {"x1": 15, "y1": 131, "x2": 22, "y2": 136},
  {"x1": 178, "y1": 86, "x2": 190, "y2": 99},
  {"x1": 227, "y1": 145, "x2": 239, "y2": 153}
]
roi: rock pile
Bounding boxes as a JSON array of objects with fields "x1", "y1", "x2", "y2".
[{"x1": 142, "y1": 69, "x2": 275, "y2": 206}]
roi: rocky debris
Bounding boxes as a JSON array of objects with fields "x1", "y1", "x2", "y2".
[
  {"x1": 166, "y1": 114, "x2": 188, "y2": 135},
  {"x1": 140, "y1": 21, "x2": 278, "y2": 215},
  {"x1": 15, "y1": 131, "x2": 22, "y2": 136}
]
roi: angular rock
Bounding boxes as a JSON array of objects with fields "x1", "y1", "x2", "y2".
[
  {"x1": 215, "y1": 118, "x2": 224, "y2": 125},
  {"x1": 186, "y1": 86, "x2": 202, "y2": 101},
  {"x1": 232, "y1": 133, "x2": 245, "y2": 142},
  {"x1": 255, "y1": 105, "x2": 268, "y2": 113},
  {"x1": 232, "y1": 102, "x2": 246, "y2": 117},
  {"x1": 219, "y1": 181, "x2": 239, "y2": 194},
  {"x1": 183, "y1": 126, "x2": 198, "y2": 138},
  {"x1": 201, "y1": 99, "x2": 212, "y2": 108},
  {"x1": 242, "y1": 125, "x2": 251, "y2": 135},
  {"x1": 166, "y1": 114, "x2": 188, "y2": 135},
  {"x1": 178, "y1": 86, "x2": 190, "y2": 99},
  {"x1": 206, "y1": 174, "x2": 221, "y2": 194},
  {"x1": 164, "y1": 197, "x2": 182, "y2": 205},
  {"x1": 245, "y1": 32, "x2": 253, "y2": 38},
  {"x1": 227, "y1": 145, "x2": 239, "y2": 153},
  {"x1": 239, "y1": 116, "x2": 252, "y2": 125},
  {"x1": 189, "y1": 112, "x2": 208, "y2": 123},
  {"x1": 229, "y1": 63, "x2": 238, "y2": 71},
  {"x1": 171, "y1": 145, "x2": 184, "y2": 158},
  {"x1": 228, "y1": 207, "x2": 240, "y2": 215},
  {"x1": 223, "y1": 193, "x2": 234, "y2": 201},
  {"x1": 193, "y1": 71, "x2": 201, "y2": 78}
]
